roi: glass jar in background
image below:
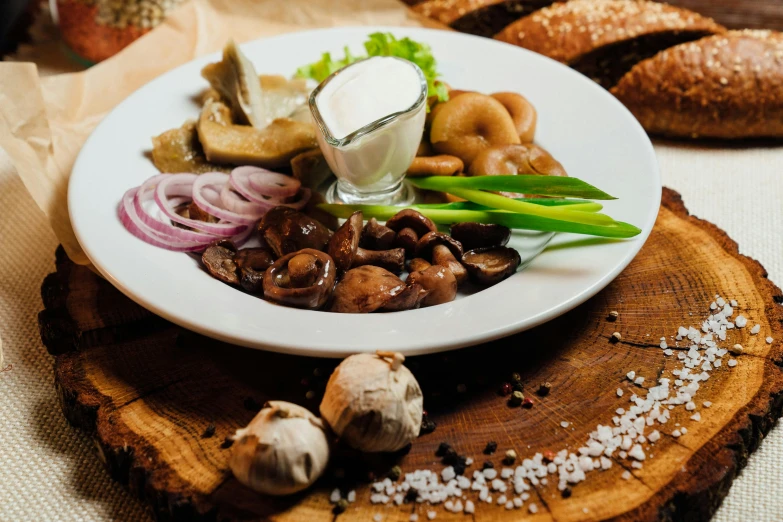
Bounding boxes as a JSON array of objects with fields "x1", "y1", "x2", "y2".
[{"x1": 52, "y1": 0, "x2": 188, "y2": 63}]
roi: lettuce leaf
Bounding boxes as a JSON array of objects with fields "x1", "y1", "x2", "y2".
[{"x1": 295, "y1": 32, "x2": 449, "y2": 103}]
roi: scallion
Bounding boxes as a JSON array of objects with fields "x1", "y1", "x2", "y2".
[
  {"x1": 409, "y1": 175, "x2": 616, "y2": 200},
  {"x1": 318, "y1": 204, "x2": 641, "y2": 238}
]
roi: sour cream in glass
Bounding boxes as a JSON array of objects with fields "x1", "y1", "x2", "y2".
[{"x1": 310, "y1": 56, "x2": 427, "y2": 204}]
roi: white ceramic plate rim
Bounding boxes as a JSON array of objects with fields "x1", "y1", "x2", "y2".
[{"x1": 69, "y1": 26, "x2": 661, "y2": 358}]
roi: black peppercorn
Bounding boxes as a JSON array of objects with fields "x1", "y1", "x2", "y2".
[
  {"x1": 405, "y1": 488, "x2": 419, "y2": 502},
  {"x1": 420, "y1": 414, "x2": 437, "y2": 435},
  {"x1": 220, "y1": 436, "x2": 234, "y2": 449},
  {"x1": 453, "y1": 462, "x2": 466, "y2": 476},
  {"x1": 482, "y1": 460, "x2": 494, "y2": 470},
  {"x1": 537, "y1": 382, "x2": 552, "y2": 396},
  {"x1": 512, "y1": 382, "x2": 524, "y2": 393},
  {"x1": 389, "y1": 465, "x2": 402, "y2": 481},
  {"x1": 436, "y1": 442, "x2": 451, "y2": 457},
  {"x1": 333, "y1": 499, "x2": 349, "y2": 514},
  {"x1": 201, "y1": 424, "x2": 216, "y2": 439},
  {"x1": 443, "y1": 447, "x2": 459, "y2": 465},
  {"x1": 562, "y1": 487, "x2": 572, "y2": 499},
  {"x1": 484, "y1": 441, "x2": 498, "y2": 455}
]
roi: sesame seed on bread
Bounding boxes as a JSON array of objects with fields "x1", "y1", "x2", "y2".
[
  {"x1": 611, "y1": 30, "x2": 783, "y2": 139},
  {"x1": 495, "y1": 0, "x2": 725, "y2": 87},
  {"x1": 412, "y1": 0, "x2": 554, "y2": 37}
]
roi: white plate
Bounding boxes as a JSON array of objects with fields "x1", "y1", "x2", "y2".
[{"x1": 69, "y1": 27, "x2": 660, "y2": 358}]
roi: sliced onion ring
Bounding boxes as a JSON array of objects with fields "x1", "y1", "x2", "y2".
[
  {"x1": 119, "y1": 188, "x2": 209, "y2": 252},
  {"x1": 192, "y1": 172, "x2": 266, "y2": 225},
  {"x1": 152, "y1": 174, "x2": 246, "y2": 236},
  {"x1": 231, "y1": 166, "x2": 301, "y2": 200}
]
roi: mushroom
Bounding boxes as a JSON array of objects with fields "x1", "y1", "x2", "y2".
[
  {"x1": 468, "y1": 144, "x2": 567, "y2": 179},
  {"x1": 287, "y1": 252, "x2": 319, "y2": 287},
  {"x1": 449, "y1": 222, "x2": 511, "y2": 251},
  {"x1": 197, "y1": 96, "x2": 317, "y2": 168},
  {"x1": 416, "y1": 140, "x2": 435, "y2": 157},
  {"x1": 151, "y1": 121, "x2": 229, "y2": 174},
  {"x1": 328, "y1": 266, "x2": 407, "y2": 314},
  {"x1": 415, "y1": 232, "x2": 468, "y2": 286},
  {"x1": 230, "y1": 400, "x2": 330, "y2": 496},
  {"x1": 491, "y1": 92, "x2": 537, "y2": 143},
  {"x1": 258, "y1": 206, "x2": 332, "y2": 257},
  {"x1": 202, "y1": 239, "x2": 239, "y2": 285},
  {"x1": 380, "y1": 283, "x2": 429, "y2": 312},
  {"x1": 430, "y1": 92, "x2": 521, "y2": 166},
  {"x1": 353, "y1": 248, "x2": 406, "y2": 274},
  {"x1": 201, "y1": 41, "x2": 310, "y2": 129},
  {"x1": 290, "y1": 148, "x2": 333, "y2": 190},
  {"x1": 408, "y1": 258, "x2": 432, "y2": 273},
  {"x1": 328, "y1": 211, "x2": 405, "y2": 274},
  {"x1": 406, "y1": 265, "x2": 458, "y2": 307},
  {"x1": 406, "y1": 155, "x2": 464, "y2": 177},
  {"x1": 200, "y1": 40, "x2": 267, "y2": 128},
  {"x1": 235, "y1": 247, "x2": 276, "y2": 293},
  {"x1": 360, "y1": 218, "x2": 396, "y2": 251},
  {"x1": 385, "y1": 209, "x2": 438, "y2": 257},
  {"x1": 393, "y1": 228, "x2": 419, "y2": 257},
  {"x1": 263, "y1": 249, "x2": 336, "y2": 309},
  {"x1": 462, "y1": 247, "x2": 522, "y2": 286},
  {"x1": 320, "y1": 351, "x2": 423, "y2": 452},
  {"x1": 187, "y1": 201, "x2": 219, "y2": 223}
]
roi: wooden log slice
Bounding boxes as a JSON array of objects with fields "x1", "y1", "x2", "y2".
[{"x1": 41, "y1": 188, "x2": 783, "y2": 521}]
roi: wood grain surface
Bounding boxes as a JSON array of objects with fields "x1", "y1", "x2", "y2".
[{"x1": 40, "y1": 188, "x2": 783, "y2": 521}]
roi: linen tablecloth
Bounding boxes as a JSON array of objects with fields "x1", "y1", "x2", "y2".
[{"x1": 1, "y1": 6, "x2": 782, "y2": 522}]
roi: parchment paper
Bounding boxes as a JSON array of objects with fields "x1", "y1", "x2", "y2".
[{"x1": 0, "y1": 0, "x2": 439, "y2": 265}]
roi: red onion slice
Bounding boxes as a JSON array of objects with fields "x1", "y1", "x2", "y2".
[
  {"x1": 153, "y1": 174, "x2": 246, "y2": 236},
  {"x1": 192, "y1": 172, "x2": 266, "y2": 225},
  {"x1": 119, "y1": 188, "x2": 210, "y2": 252},
  {"x1": 231, "y1": 166, "x2": 301, "y2": 199},
  {"x1": 134, "y1": 182, "x2": 240, "y2": 243},
  {"x1": 220, "y1": 183, "x2": 272, "y2": 215}
]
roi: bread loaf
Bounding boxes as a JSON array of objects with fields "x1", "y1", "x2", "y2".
[
  {"x1": 495, "y1": 0, "x2": 724, "y2": 88},
  {"x1": 611, "y1": 30, "x2": 783, "y2": 139},
  {"x1": 412, "y1": 0, "x2": 554, "y2": 37}
]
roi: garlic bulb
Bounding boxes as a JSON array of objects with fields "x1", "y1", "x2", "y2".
[
  {"x1": 229, "y1": 401, "x2": 330, "y2": 495},
  {"x1": 320, "y1": 351, "x2": 423, "y2": 452}
]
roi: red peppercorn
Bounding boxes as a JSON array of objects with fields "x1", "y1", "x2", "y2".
[
  {"x1": 500, "y1": 383, "x2": 513, "y2": 396},
  {"x1": 522, "y1": 397, "x2": 534, "y2": 408},
  {"x1": 543, "y1": 451, "x2": 556, "y2": 463}
]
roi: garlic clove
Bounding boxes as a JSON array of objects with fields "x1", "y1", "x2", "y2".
[
  {"x1": 320, "y1": 351, "x2": 423, "y2": 453},
  {"x1": 230, "y1": 401, "x2": 330, "y2": 495}
]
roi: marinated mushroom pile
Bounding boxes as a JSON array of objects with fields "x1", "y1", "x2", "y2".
[
  {"x1": 414, "y1": 88, "x2": 568, "y2": 188},
  {"x1": 200, "y1": 206, "x2": 520, "y2": 312}
]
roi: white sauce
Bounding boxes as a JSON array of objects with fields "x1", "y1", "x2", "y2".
[
  {"x1": 312, "y1": 57, "x2": 427, "y2": 196},
  {"x1": 316, "y1": 57, "x2": 422, "y2": 139}
]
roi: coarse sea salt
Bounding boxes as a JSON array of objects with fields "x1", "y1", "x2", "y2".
[
  {"x1": 751, "y1": 324, "x2": 761, "y2": 334},
  {"x1": 364, "y1": 294, "x2": 746, "y2": 518}
]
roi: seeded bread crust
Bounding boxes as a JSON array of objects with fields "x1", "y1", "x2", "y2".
[
  {"x1": 412, "y1": 0, "x2": 554, "y2": 37},
  {"x1": 611, "y1": 30, "x2": 783, "y2": 139},
  {"x1": 494, "y1": 0, "x2": 724, "y2": 87}
]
